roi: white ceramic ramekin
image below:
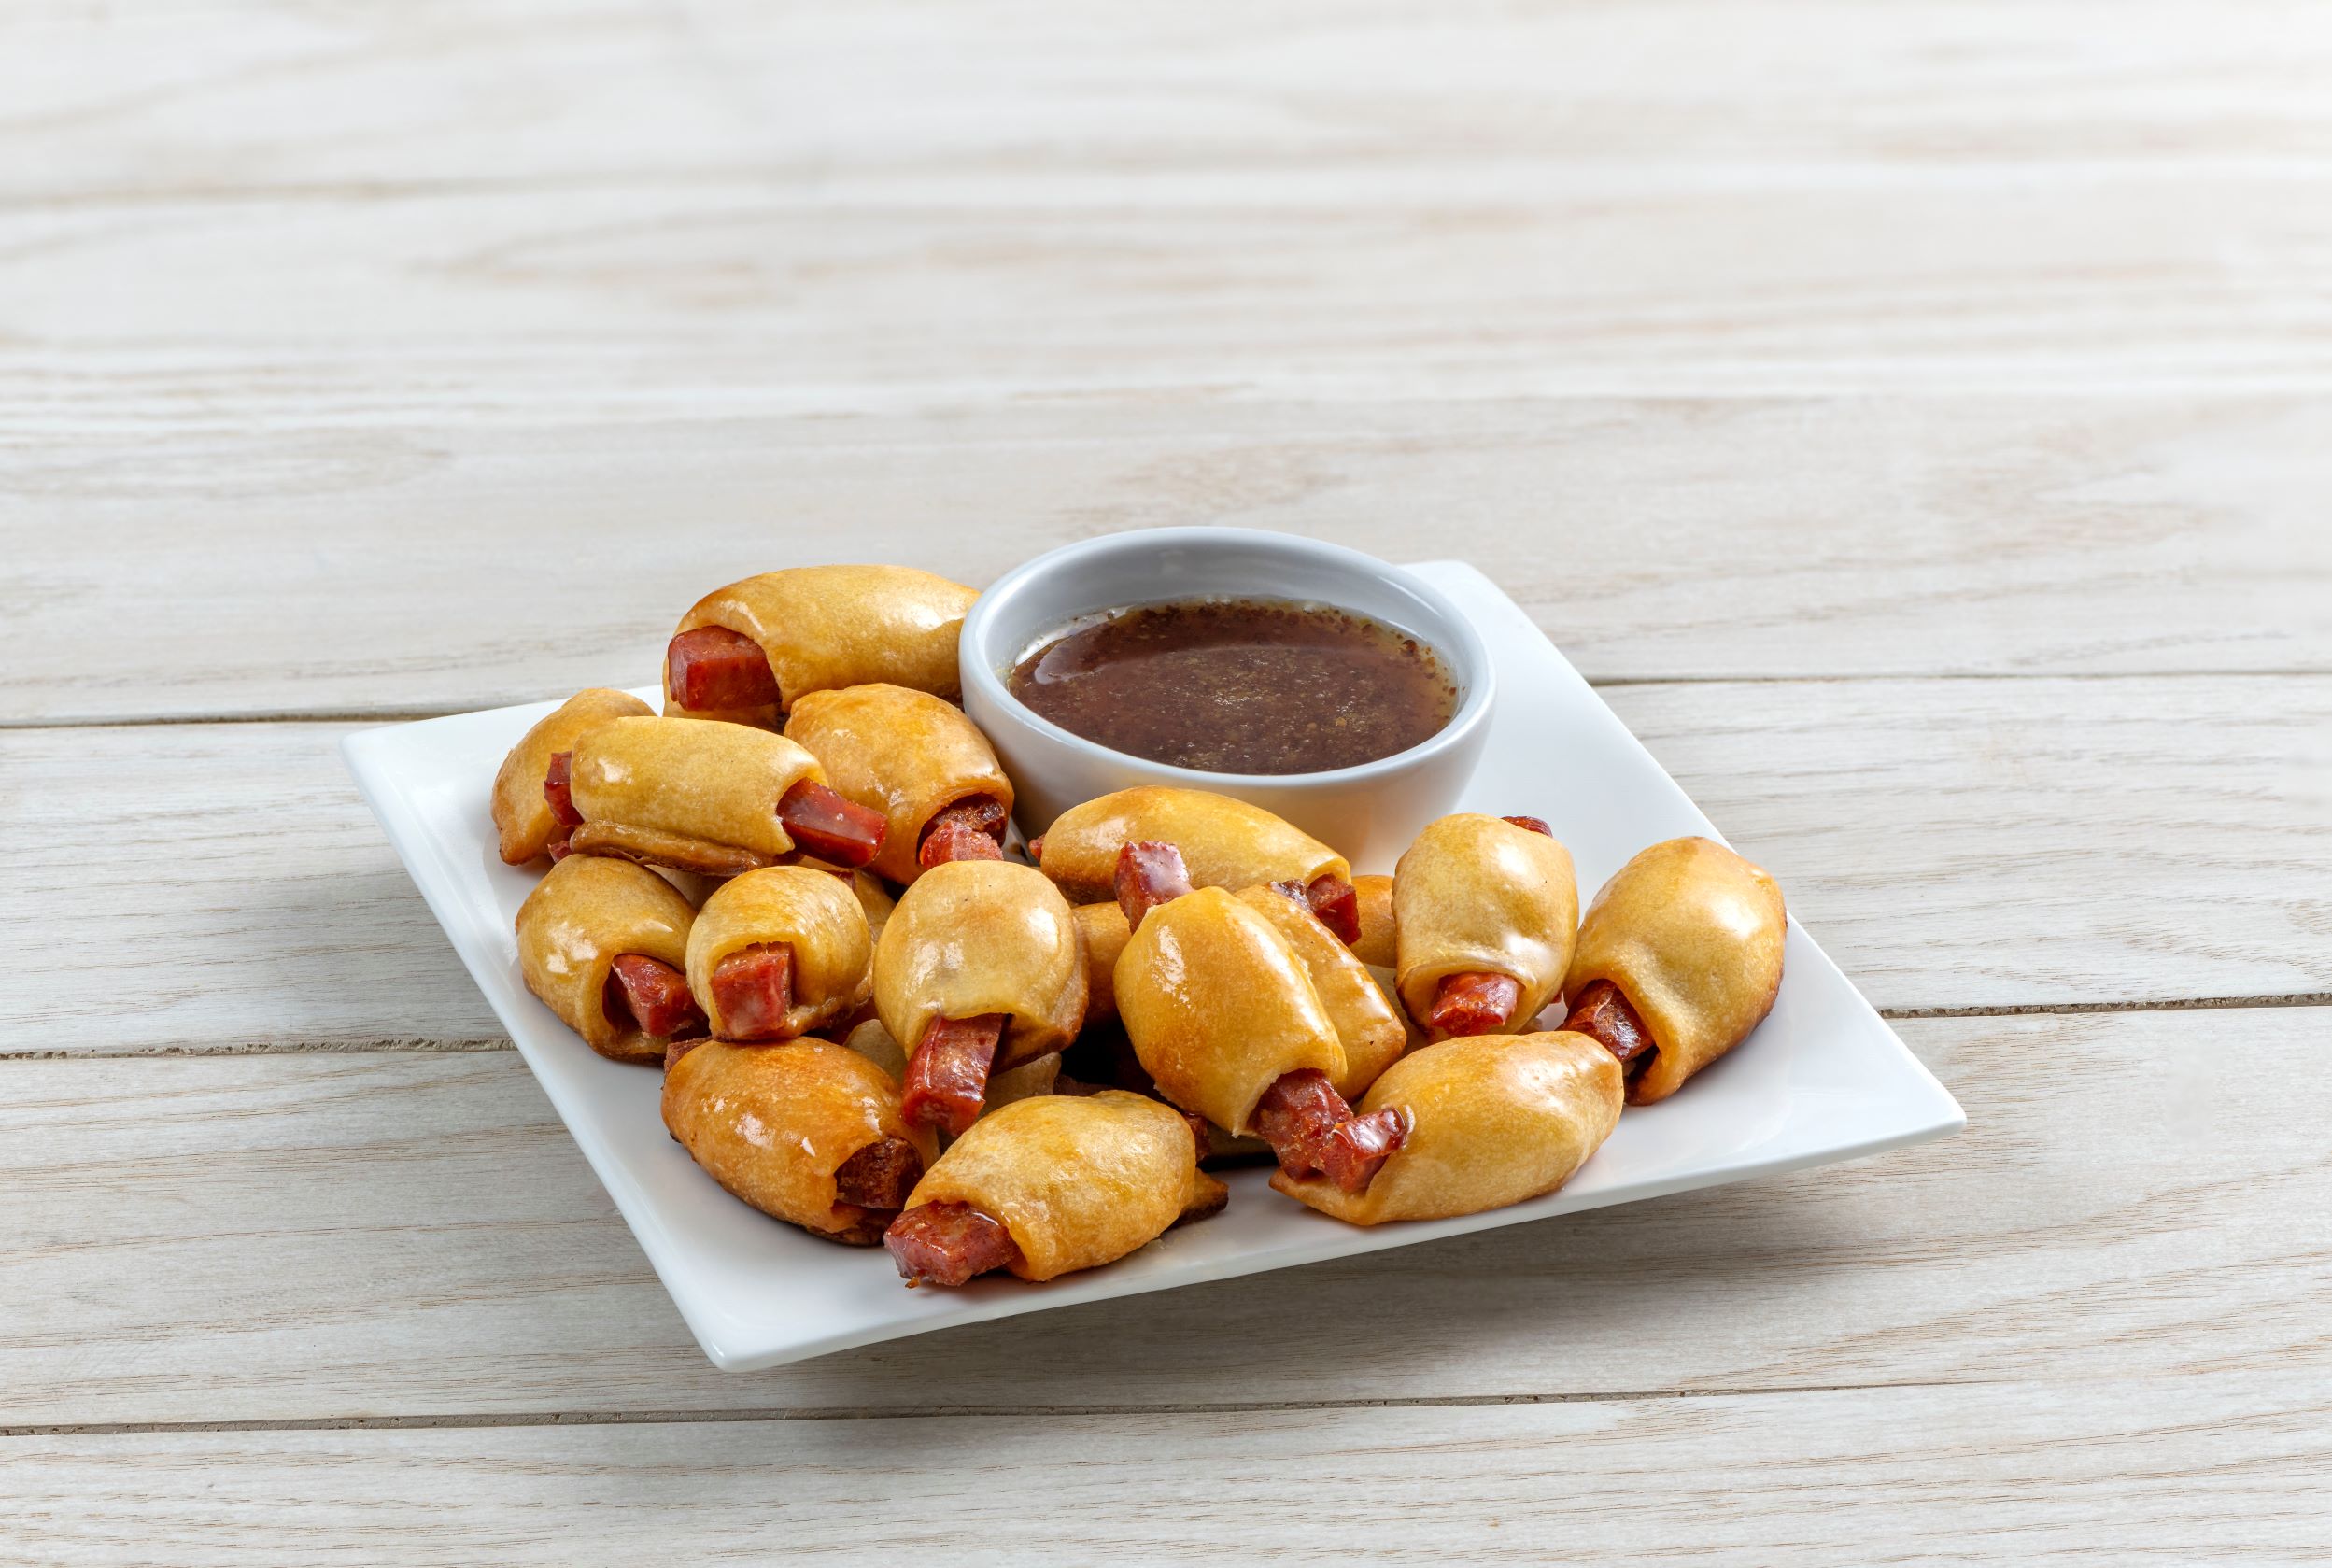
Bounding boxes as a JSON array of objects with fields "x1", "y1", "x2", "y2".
[{"x1": 960, "y1": 528, "x2": 1494, "y2": 873}]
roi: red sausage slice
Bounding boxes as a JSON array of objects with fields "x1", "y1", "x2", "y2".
[
  {"x1": 1427, "y1": 971, "x2": 1521, "y2": 1037},
  {"x1": 543, "y1": 751, "x2": 582, "y2": 827},
  {"x1": 710, "y1": 942, "x2": 795, "y2": 1040},
  {"x1": 777, "y1": 779, "x2": 888, "y2": 868},
  {"x1": 1114, "y1": 841, "x2": 1194, "y2": 933},
  {"x1": 884, "y1": 1200, "x2": 1025, "y2": 1288},
  {"x1": 899, "y1": 1013, "x2": 1007, "y2": 1137},
  {"x1": 1304, "y1": 874, "x2": 1362, "y2": 945},
  {"x1": 666, "y1": 626, "x2": 781, "y2": 712},
  {"x1": 1562, "y1": 978, "x2": 1658, "y2": 1084},
  {"x1": 605, "y1": 954, "x2": 706, "y2": 1040},
  {"x1": 833, "y1": 1137, "x2": 925, "y2": 1213},
  {"x1": 1502, "y1": 815, "x2": 1553, "y2": 837},
  {"x1": 1251, "y1": 1067, "x2": 1407, "y2": 1194},
  {"x1": 917, "y1": 796, "x2": 1010, "y2": 869}
]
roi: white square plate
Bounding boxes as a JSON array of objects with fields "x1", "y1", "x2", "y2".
[{"x1": 345, "y1": 561, "x2": 1963, "y2": 1371}]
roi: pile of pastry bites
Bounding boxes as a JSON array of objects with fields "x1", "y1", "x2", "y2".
[{"x1": 495, "y1": 565, "x2": 1789, "y2": 1290}]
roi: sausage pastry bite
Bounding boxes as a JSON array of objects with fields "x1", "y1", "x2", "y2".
[
  {"x1": 554, "y1": 714, "x2": 888, "y2": 877},
  {"x1": 1031, "y1": 786, "x2": 1361, "y2": 942},
  {"x1": 1236, "y1": 883, "x2": 1407, "y2": 1101},
  {"x1": 885, "y1": 1091, "x2": 1225, "y2": 1287},
  {"x1": 663, "y1": 564, "x2": 979, "y2": 727},
  {"x1": 874, "y1": 860, "x2": 1088, "y2": 1137},
  {"x1": 1393, "y1": 813, "x2": 1578, "y2": 1041},
  {"x1": 1271, "y1": 1031, "x2": 1621, "y2": 1224},
  {"x1": 515, "y1": 855, "x2": 705, "y2": 1064},
  {"x1": 685, "y1": 867, "x2": 873, "y2": 1042},
  {"x1": 841, "y1": 1017, "x2": 1061, "y2": 1119},
  {"x1": 1561, "y1": 836, "x2": 1788, "y2": 1104},
  {"x1": 782, "y1": 684, "x2": 1014, "y2": 884},
  {"x1": 663, "y1": 1038, "x2": 937, "y2": 1245},
  {"x1": 1113, "y1": 843, "x2": 1409, "y2": 1195},
  {"x1": 491, "y1": 688, "x2": 654, "y2": 864}
]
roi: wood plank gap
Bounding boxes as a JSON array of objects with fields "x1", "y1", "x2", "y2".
[{"x1": 0, "y1": 1377, "x2": 2005, "y2": 1439}]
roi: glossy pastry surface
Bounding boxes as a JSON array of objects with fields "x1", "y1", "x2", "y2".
[
  {"x1": 515, "y1": 855, "x2": 699, "y2": 1064},
  {"x1": 1035, "y1": 786, "x2": 1349, "y2": 905}
]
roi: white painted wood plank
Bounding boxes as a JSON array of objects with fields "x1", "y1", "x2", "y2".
[
  {"x1": 5, "y1": 402, "x2": 2328, "y2": 726},
  {"x1": 9, "y1": 0, "x2": 2331, "y2": 199},
  {"x1": 0, "y1": 1010, "x2": 2319, "y2": 1426},
  {"x1": 6, "y1": 1373, "x2": 2325, "y2": 1564},
  {"x1": 5, "y1": 674, "x2": 2320, "y2": 1056}
]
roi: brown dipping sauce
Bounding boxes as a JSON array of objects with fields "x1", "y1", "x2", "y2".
[{"x1": 1008, "y1": 598, "x2": 1460, "y2": 775}]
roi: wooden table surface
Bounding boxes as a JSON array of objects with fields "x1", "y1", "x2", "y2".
[{"x1": 5, "y1": 3, "x2": 2329, "y2": 1561}]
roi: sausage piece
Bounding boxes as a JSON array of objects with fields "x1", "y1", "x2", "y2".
[
  {"x1": 884, "y1": 1199, "x2": 1025, "y2": 1288},
  {"x1": 1114, "y1": 841, "x2": 1195, "y2": 933},
  {"x1": 776, "y1": 778, "x2": 888, "y2": 868},
  {"x1": 667, "y1": 626, "x2": 782, "y2": 712},
  {"x1": 1427, "y1": 971, "x2": 1522, "y2": 1037},
  {"x1": 1503, "y1": 815, "x2": 1553, "y2": 837},
  {"x1": 832, "y1": 1136, "x2": 926, "y2": 1213},
  {"x1": 605, "y1": 954, "x2": 706, "y2": 1041},
  {"x1": 917, "y1": 796, "x2": 1010, "y2": 869},
  {"x1": 544, "y1": 751, "x2": 583, "y2": 827},
  {"x1": 899, "y1": 1012, "x2": 1008, "y2": 1136},
  {"x1": 1562, "y1": 978, "x2": 1658, "y2": 1085},
  {"x1": 1304, "y1": 875, "x2": 1362, "y2": 945},
  {"x1": 1251, "y1": 1067, "x2": 1411, "y2": 1194},
  {"x1": 710, "y1": 942, "x2": 796, "y2": 1041}
]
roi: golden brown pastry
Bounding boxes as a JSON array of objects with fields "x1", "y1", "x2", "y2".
[
  {"x1": 562, "y1": 714, "x2": 886, "y2": 877},
  {"x1": 491, "y1": 688, "x2": 653, "y2": 864},
  {"x1": 1032, "y1": 787, "x2": 1358, "y2": 939},
  {"x1": 663, "y1": 564, "x2": 978, "y2": 727},
  {"x1": 874, "y1": 859, "x2": 1087, "y2": 1136},
  {"x1": 1235, "y1": 884, "x2": 1406, "y2": 1101},
  {"x1": 663, "y1": 1039, "x2": 937, "y2": 1245},
  {"x1": 1561, "y1": 836, "x2": 1788, "y2": 1104},
  {"x1": 685, "y1": 867, "x2": 873, "y2": 1041},
  {"x1": 1350, "y1": 872, "x2": 1398, "y2": 968},
  {"x1": 515, "y1": 855, "x2": 703, "y2": 1064},
  {"x1": 1070, "y1": 900, "x2": 1133, "y2": 1028},
  {"x1": 1272, "y1": 1031, "x2": 1621, "y2": 1224},
  {"x1": 883, "y1": 1091, "x2": 1224, "y2": 1286},
  {"x1": 1393, "y1": 813, "x2": 1577, "y2": 1040},
  {"x1": 782, "y1": 684, "x2": 1015, "y2": 884}
]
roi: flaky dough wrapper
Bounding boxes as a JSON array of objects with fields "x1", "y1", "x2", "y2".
[
  {"x1": 663, "y1": 1039, "x2": 936, "y2": 1245},
  {"x1": 903, "y1": 1091, "x2": 1210, "y2": 1281},
  {"x1": 1234, "y1": 886, "x2": 1406, "y2": 1100},
  {"x1": 873, "y1": 860, "x2": 1086, "y2": 1073},
  {"x1": 665, "y1": 565, "x2": 978, "y2": 726},
  {"x1": 685, "y1": 867, "x2": 873, "y2": 1040},
  {"x1": 1566, "y1": 836, "x2": 1787, "y2": 1104},
  {"x1": 567, "y1": 715, "x2": 825, "y2": 875},
  {"x1": 1114, "y1": 887, "x2": 1345, "y2": 1135},
  {"x1": 515, "y1": 855, "x2": 697, "y2": 1064},
  {"x1": 783, "y1": 683, "x2": 1013, "y2": 885},
  {"x1": 491, "y1": 688, "x2": 653, "y2": 864},
  {"x1": 1393, "y1": 813, "x2": 1577, "y2": 1035},
  {"x1": 1035, "y1": 787, "x2": 1348, "y2": 905},
  {"x1": 1272, "y1": 1031, "x2": 1621, "y2": 1224}
]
